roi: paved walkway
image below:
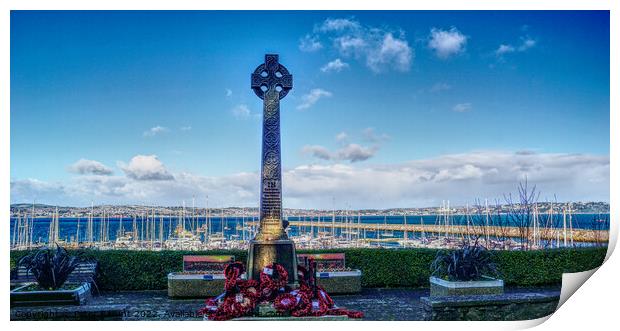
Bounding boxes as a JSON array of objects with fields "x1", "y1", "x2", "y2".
[{"x1": 11, "y1": 287, "x2": 560, "y2": 321}]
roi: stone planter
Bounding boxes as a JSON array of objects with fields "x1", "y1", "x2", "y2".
[
  {"x1": 429, "y1": 276, "x2": 503, "y2": 297},
  {"x1": 10, "y1": 282, "x2": 92, "y2": 307},
  {"x1": 168, "y1": 272, "x2": 232, "y2": 298},
  {"x1": 316, "y1": 270, "x2": 362, "y2": 294}
]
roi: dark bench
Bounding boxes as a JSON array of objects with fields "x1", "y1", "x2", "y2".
[
  {"x1": 11, "y1": 261, "x2": 99, "y2": 289},
  {"x1": 183, "y1": 255, "x2": 235, "y2": 273},
  {"x1": 297, "y1": 253, "x2": 346, "y2": 271}
]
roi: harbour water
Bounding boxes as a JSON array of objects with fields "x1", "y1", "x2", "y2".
[{"x1": 9, "y1": 214, "x2": 609, "y2": 249}]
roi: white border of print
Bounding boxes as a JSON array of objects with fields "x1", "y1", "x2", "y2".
[{"x1": 1, "y1": 1, "x2": 616, "y2": 331}]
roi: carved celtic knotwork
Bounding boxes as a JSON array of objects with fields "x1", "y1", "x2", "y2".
[
  {"x1": 251, "y1": 54, "x2": 293, "y2": 100},
  {"x1": 251, "y1": 54, "x2": 293, "y2": 241}
]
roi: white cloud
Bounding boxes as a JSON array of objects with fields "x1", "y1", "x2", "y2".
[
  {"x1": 495, "y1": 36, "x2": 537, "y2": 60},
  {"x1": 518, "y1": 37, "x2": 536, "y2": 51},
  {"x1": 334, "y1": 35, "x2": 366, "y2": 55},
  {"x1": 362, "y1": 127, "x2": 390, "y2": 143},
  {"x1": 118, "y1": 155, "x2": 174, "y2": 181},
  {"x1": 11, "y1": 151, "x2": 610, "y2": 209},
  {"x1": 297, "y1": 89, "x2": 332, "y2": 110},
  {"x1": 320, "y1": 59, "x2": 349, "y2": 73},
  {"x1": 315, "y1": 18, "x2": 361, "y2": 33},
  {"x1": 143, "y1": 125, "x2": 169, "y2": 137},
  {"x1": 310, "y1": 18, "x2": 412, "y2": 73},
  {"x1": 225, "y1": 89, "x2": 232, "y2": 97},
  {"x1": 428, "y1": 27, "x2": 468, "y2": 59},
  {"x1": 335, "y1": 132, "x2": 349, "y2": 144},
  {"x1": 180, "y1": 126, "x2": 192, "y2": 131},
  {"x1": 430, "y1": 82, "x2": 452, "y2": 93},
  {"x1": 231, "y1": 104, "x2": 251, "y2": 119},
  {"x1": 68, "y1": 159, "x2": 113, "y2": 176},
  {"x1": 495, "y1": 44, "x2": 515, "y2": 57},
  {"x1": 453, "y1": 103, "x2": 472, "y2": 113},
  {"x1": 11, "y1": 178, "x2": 65, "y2": 200},
  {"x1": 336, "y1": 144, "x2": 377, "y2": 162},
  {"x1": 366, "y1": 33, "x2": 413, "y2": 73},
  {"x1": 302, "y1": 145, "x2": 332, "y2": 161},
  {"x1": 298, "y1": 34, "x2": 323, "y2": 52},
  {"x1": 304, "y1": 129, "x2": 388, "y2": 162},
  {"x1": 302, "y1": 143, "x2": 378, "y2": 163},
  {"x1": 284, "y1": 151, "x2": 609, "y2": 208}
]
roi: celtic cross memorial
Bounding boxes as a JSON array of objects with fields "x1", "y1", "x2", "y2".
[{"x1": 246, "y1": 54, "x2": 298, "y2": 285}]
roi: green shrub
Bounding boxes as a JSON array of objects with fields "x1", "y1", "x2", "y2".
[{"x1": 9, "y1": 247, "x2": 607, "y2": 291}]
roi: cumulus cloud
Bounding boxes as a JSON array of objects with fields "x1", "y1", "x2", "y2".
[
  {"x1": 321, "y1": 59, "x2": 349, "y2": 73},
  {"x1": 302, "y1": 143, "x2": 378, "y2": 163},
  {"x1": 299, "y1": 34, "x2": 323, "y2": 52},
  {"x1": 11, "y1": 151, "x2": 609, "y2": 209},
  {"x1": 302, "y1": 145, "x2": 333, "y2": 161},
  {"x1": 143, "y1": 125, "x2": 169, "y2": 137},
  {"x1": 362, "y1": 127, "x2": 390, "y2": 143},
  {"x1": 11, "y1": 178, "x2": 65, "y2": 199},
  {"x1": 118, "y1": 155, "x2": 174, "y2": 181},
  {"x1": 453, "y1": 103, "x2": 472, "y2": 113},
  {"x1": 297, "y1": 89, "x2": 332, "y2": 110},
  {"x1": 428, "y1": 27, "x2": 468, "y2": 59},
  {"x1": 366, "y1": 33, "x2": 413, "y2": 73},
  {"x1": 307, "y1": 17, "x2": 413, "y2": 73},
  {"x1": 304, "y1": 128, "x2": 388, "y2": 162},
  {"x1": 430, "y1": 82, "x2": 452, "y2": 93},
  {"x1": 231, "y1": 104, "x2": 251, "y2": 119},
  {"x1": 336, "y1": 144, "x2": 377, "y2": 162},
  {"x1": 495, "y1": 36, "x2": 537, "y2": 60},
  {"x1": 518, "y1": 37, "x2": 536, "y2": 51},
  {"x1": 68, "y1": 159, "x2": 114, "y2": 176},
  {"x1": 284, "y1": 151, "x2": 609, "y2": 208},
  {"x1": 335, "y1": 132, "x2": 349, "y2": 144},
  {"x1": 315, "y1": 18, "x2": 361, "y2": 32}
]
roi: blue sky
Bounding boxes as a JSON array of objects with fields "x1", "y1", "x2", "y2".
[{"x1": 10, "y1": 11, "x2": 610, "y2": 208}]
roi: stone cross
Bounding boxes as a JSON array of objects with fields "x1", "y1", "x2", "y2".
[{"x1": 250, "y1": 54, "x2": 292, "y2": 241}]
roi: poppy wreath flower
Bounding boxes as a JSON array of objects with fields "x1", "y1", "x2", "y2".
[
  {"x1": 259, "y1": 263, "x2": 288, "y2": 300},
  {"x1": 200, "y1": 261, "x2": 364, "y2": 320},
  {"x1": 274, "y1": 293, "x2": 297, "y2": 313}
]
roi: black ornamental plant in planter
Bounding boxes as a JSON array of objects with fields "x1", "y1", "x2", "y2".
[
  {"x1": 429, "y1": 241, "x2": 503, "y2": 297},
  {"x1": 11, "y1": 245, "x2": 94, "y2": 306}
]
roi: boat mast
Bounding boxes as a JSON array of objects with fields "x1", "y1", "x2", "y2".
[
  {"x1": 568, "y1": 202, "x2": 574, "y2": 247},
  {"x1": 331, "y1": 197, "x2": 336, "y2": 246},
  {"x1": 29, "y1": 201, "x2": 36, "y2": 248},
  {"x1": 206, "y1": 195, "x2": 210, "y2": 241},
  {"x1": 562, "y1": 205, "x2": 567, "y2": 247},
  {"x1": 485, "y1": 199, "x2": 490, "y2": 247}
]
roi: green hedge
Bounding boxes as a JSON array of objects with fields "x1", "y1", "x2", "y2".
[{"x1": 10, "y1": 247, "x2": 607, "y2": 291}]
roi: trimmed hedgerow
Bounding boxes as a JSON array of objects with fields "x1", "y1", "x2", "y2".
[{"x1": 9, "y1": 247, "x2": 607, "y2": 291}]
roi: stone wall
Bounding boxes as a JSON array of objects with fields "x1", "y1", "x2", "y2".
[{"x1": 421, "y1": 292, "x2": 559, "y2": 321}]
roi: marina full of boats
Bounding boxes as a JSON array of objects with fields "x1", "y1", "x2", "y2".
[{"x1": 10, "y1": 202, "x2": 609, "y2": 252}]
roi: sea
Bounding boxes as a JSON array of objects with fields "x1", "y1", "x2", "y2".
[{"x1": 9, "y1": 213, "x2": 610, "y2": 246}]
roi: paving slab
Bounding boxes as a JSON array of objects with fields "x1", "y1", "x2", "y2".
[{"x1": 10, "y1": 286, "x2": 560, "y2": 321}]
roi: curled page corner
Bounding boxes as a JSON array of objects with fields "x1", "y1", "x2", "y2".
[
  {"x1": 518, "y1": 313, "x2": 553, "y2": 329},
  {"x1": 511, "y1": 266, "x2": 602, "y2": 329},
  {"x1": 557, "y1": 268, "x2": 599, "y2": 309}
]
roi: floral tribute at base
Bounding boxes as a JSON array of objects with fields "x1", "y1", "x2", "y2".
[{"x1": 198, "y1": 259, "x2": 364, "y2": 320}]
